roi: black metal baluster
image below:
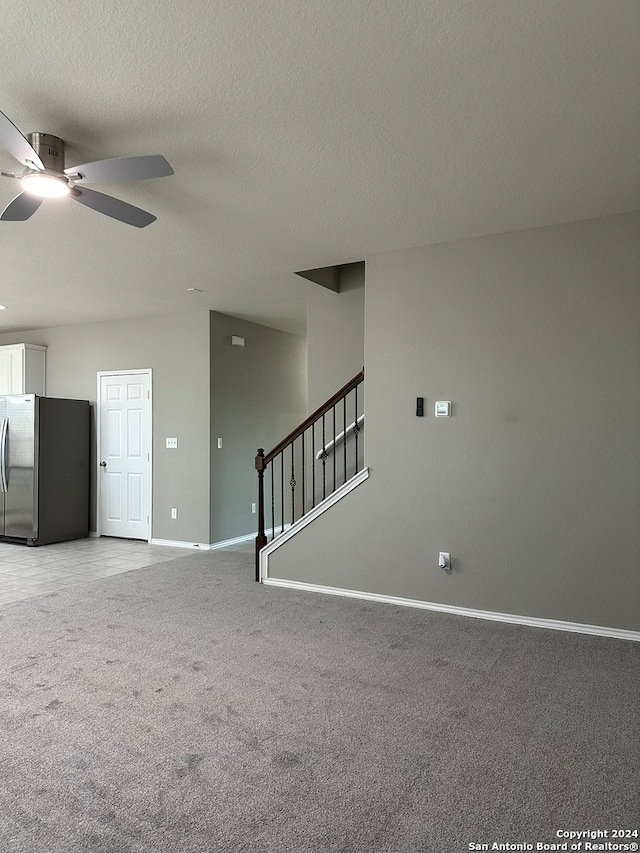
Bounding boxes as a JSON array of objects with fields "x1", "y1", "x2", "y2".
[
  {"x1": 354, "y1": 385, "x2": 359, "y2": 475},
  {"x1": 321, "y1": 413, "x2": 326, "y2": 499},
  {"x1": 280, "y1": 451, "x2": 284, "y2": 534},
  {"x1": 290, "y1": 440, "x2": 296, "y2": 525},
  {"x1": 311, "y1": 422, "x2": 316, "y2": 508},
  {"x1": 270, "y1": 459, "x2": 275, "y2": 542},
  {"x1": 301, "y1": 431, "x2": 305, "y2": 518},
  {"x1": 343, "y1": 396, "x2": 347, "y2": 484},
  {"x1": 332, "y1": 404, "x2": 336, "y2": 492}
]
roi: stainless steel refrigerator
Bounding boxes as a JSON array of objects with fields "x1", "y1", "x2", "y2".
[{"x1": 0, "y1": 395, "x2": 90, "y2": 546}]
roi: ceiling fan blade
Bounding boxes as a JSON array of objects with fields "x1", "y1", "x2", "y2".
[
  {"x1": 66, "y1": 155, "x2": 173, "y2": 184},
  {"x1": 1, "y1": 192, "x2": 43, "y2": 221},
  {"x1": 0, "y1": 110, "x2": 45, "y2": 169},
  {"x1": 71, "y1": 186, "x2": 156, "y2": 228}
]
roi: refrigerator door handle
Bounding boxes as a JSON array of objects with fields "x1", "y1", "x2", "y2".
[{"x1": 0, "y1": 416, "x2": 8, "y2": 493}]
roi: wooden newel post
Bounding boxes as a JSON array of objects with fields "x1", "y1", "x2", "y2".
[{"x1": 255, "y1": 448, "x2": 267, "y2": 582}]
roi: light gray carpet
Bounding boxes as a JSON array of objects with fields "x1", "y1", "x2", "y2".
[{"x1": 0, "y1": 550, "x2": 638, "y2": 853}]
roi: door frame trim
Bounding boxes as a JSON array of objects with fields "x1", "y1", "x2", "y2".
[{"x1": 96, "y1": 369, "x2": 153, "y2": 542}]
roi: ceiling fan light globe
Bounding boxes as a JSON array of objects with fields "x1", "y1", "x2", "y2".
[{"x1": 21, "y1": 173, "x2": 69, "y2": 199}]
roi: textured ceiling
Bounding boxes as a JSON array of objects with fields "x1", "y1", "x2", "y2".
[{"x1": 1, "y1": 0, "x2": 638, "y2": 335}]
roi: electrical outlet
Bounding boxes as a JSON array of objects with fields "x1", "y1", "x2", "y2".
[
  {"x1": 251, "y1": 502, "x2": 256, "y2": 514},
  {"x1": 217, "y1": 437, "x2": 223, "y2": 449},
  {"x1": 166, "y1": 437, "x2": 178, "y2": 449},
  {"x1": 171, "y1": 508, "x2": 177, "y2": 519},
  {"x1": 439, "y1": 552, "x2": 451, "y2": 571}
]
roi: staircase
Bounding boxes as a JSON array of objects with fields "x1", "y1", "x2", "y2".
[{"x1": 254, "y1": 370, "x2": 364, "y2": 580}]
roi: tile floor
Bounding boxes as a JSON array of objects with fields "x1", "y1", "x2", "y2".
[{"x1": 0, "y1": 537, "x2": 194, "y2": 607}]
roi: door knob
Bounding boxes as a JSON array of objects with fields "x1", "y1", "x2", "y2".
[{"x1": 100, "y1": 461, "x2": 107, "y2": 467}]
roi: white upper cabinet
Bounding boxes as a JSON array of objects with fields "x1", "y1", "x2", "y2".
[{"x1": 0, "y1": 344, "x2": 47, "y2": 396}]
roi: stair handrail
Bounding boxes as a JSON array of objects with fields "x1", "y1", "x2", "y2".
[
  {"x1": 255, "y1": 369, "x2": 364, "y2": 579},
  {"x1": 315, "y1": 413, "x2": 364, "y2": 460},
  {"x1": 261, "y1": 370, "x2": 364, "y2": 466}
]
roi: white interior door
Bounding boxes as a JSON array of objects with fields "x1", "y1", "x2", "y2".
[{"x1": 98, "y1": 371, "x2": 151, "y2": 540}]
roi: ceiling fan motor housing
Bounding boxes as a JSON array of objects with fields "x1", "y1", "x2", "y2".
[{"x1": 27, "y1": 133, "x2": 65, "y2": 172}]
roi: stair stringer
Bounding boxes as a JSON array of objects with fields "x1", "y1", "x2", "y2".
[{"x1": 259, "y1": 467, "x2": 370, "y2": 582}]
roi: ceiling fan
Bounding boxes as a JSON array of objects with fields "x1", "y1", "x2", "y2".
[{"x1": 0, "y1": 109, "x2": 173, "y2": 228}]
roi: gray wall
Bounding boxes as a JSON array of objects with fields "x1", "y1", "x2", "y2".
[
  {"x1": 268, "y1": 212, "x2": 640, "y2": 632},
  {"x1": 209, "y1": 312, "x2": 307, "y2": 544},
  {"x1": 307, "y1": 262, "x2": 364, "y2": 411},
  {"x1": 0, "y1": 312, "x2": 211, "y2": 543}
]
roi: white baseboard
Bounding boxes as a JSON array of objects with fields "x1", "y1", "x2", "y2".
[
  {"x1": 208, "y1": 527, "x2": 292, "y2": 550},
  {"x1": 262, "y1": 577, "x2": 640, "y2": 644},
  {"x1": 209, "y1": 533, "x2": 254, "y2": 550},
  {"x1": 150, "y1": 533, "x2": 261, "y2": 551}
]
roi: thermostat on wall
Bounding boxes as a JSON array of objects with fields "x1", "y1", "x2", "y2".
[{"x1": 435, "y1": 401, "x2": 451, "y2": 417}]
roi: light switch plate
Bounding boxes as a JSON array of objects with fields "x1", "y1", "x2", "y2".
[{"x1": 435, "y1": 401, "x2": 451, "y2": 417}]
